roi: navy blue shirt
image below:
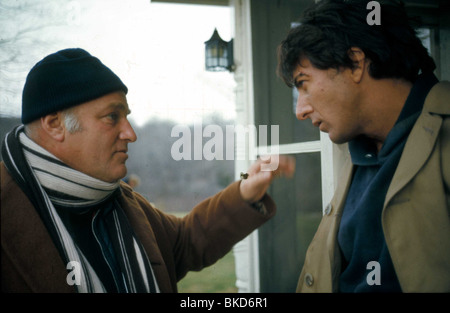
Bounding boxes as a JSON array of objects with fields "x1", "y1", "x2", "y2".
[{"x1": 337, "y1": 73, "x2": 438, "y2": 292}]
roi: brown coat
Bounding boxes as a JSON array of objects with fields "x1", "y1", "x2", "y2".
[
  {"x1": 297, "y1": 82, "x2": 450, "y2": 292},
  {"x1": 1, "y1": 163, "x2": 275, "y2": 293}
]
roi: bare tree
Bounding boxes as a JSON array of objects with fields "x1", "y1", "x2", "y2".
[{"x1": 0, "y1": 0, "x2": 77, "y2": 116}]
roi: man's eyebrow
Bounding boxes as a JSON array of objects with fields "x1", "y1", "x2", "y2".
[
  {"x1": 293, "y1": 72, "x2": 306, "y2": 81},
  {"x1": 292, "y1": 72, "x2": 307, "y2": 87},
  {"x1": 108, "y1": 102, "x2": 131, "y2": 115}
]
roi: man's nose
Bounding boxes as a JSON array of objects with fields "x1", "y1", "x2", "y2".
[
  {"x1": 295, "y1": 96, "x2": 313, "y2": 121},
  {"x1": 120, "y1": 119, "x2": 137, "y2": 142}
]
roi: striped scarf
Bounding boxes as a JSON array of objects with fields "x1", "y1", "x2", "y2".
[{"x1": 2, "y1": 125, "x2": 158, "y2": 293}]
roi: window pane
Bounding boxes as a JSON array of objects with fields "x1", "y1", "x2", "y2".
[{"x1": 258, "y1": 152, "x2": 322, "y2": 292}]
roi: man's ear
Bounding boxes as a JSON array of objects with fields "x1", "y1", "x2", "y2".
[
  {"x1": 40, "y1": 112, "x2": 65, "y2": 142},
  {"x1": 347, "y1": 47, "x2": 367, "y2": 84}
]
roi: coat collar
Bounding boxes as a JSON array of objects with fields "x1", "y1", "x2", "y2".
[
  {"x1": 326, "y1": 81, "x2": 449, "y2": 292},
  {"x1": 335, "y1": 82, "x2": 449, "y2": 210},
  {"x1": 384, "y1": 81, "x2": 450, "y2": 207}
]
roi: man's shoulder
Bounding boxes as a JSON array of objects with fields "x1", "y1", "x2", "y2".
[
  {"x1": 118, "y1": 181, "x2": 168, "y2": 221},
  {"x1": 424, "y1": 81, "x2": 450, "y2": 115},
  {"x1": 118, "y1": 180, "x2": 153, "y2": 209},
  {"x1": 1, "y1": 161, "x2": 17, "y2": 192}
]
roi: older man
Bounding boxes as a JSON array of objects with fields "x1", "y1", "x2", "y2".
[
  {"x1": 278, "y1": 0, "x2": 450, "y2": 292},
  {"x1": 1, "y1": 48, "x2": 294, "y2": 293}
]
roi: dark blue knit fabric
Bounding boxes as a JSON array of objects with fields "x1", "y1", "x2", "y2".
[{"x1": 22, "y1": 48, "x2": 128, "y2": 124}]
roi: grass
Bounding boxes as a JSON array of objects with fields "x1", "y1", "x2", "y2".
[
  {"x1": 171, "y1": 211, "x2": 238, "y2": 293},
  {"x1": 177, "y1": 251, "x2": 238, "y2": 293}
]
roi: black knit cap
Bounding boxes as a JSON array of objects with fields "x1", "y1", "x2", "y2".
[{"x1": 21, "y1": 48, "x2": 128, "y2": 124}]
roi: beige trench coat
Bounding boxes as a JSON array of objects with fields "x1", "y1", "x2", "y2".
[{"x1": 297, "y1": 82, "x2": 450, "y2": 293}]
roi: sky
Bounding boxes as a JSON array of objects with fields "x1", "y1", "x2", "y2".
[{"x1": 0, "y1": 0, "x2": 236, "y2": 126}]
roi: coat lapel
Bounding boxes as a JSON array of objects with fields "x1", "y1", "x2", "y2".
[
  {"x1": 332, "y1": 153, "x2": 354, "y2": 216},
  {"x1": 384, "y1": 83, "x2": 449, "y2": 208},
  {"x1": 327, "y1": 152, "x2": 354, "y2": 291},
  {"x1": 118, "y1": 183, "x2": 174, "y2": 292}
]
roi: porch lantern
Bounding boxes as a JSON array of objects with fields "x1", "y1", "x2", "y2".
[{"x1": 204, "y1": 28, "x2": 234, "y2": 72}]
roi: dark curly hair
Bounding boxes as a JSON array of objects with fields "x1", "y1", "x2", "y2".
[{"x1": 277, "y1": 0, "x2": 436, "y2": 87}]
